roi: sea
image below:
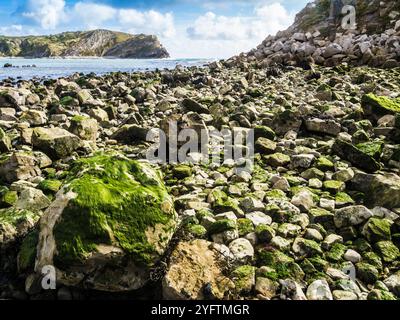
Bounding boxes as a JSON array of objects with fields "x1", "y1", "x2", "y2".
[{"x1": 0, "y1": 57, "x2": 213, "y2": 81}]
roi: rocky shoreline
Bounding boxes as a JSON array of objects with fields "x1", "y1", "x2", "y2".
[
  {"x1": 0, "y1": 57, "x2": 400, "y2": 300},
  {"x1": 1, "y1": 0, "x2": 400, "y2": 301}
]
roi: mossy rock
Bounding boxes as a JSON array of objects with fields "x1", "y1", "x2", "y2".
[
  {"x1": 325, "y1": 243, "x2": 347, "y2": 262},
  {"x1": 232, "y1": 265, "x2": 255, "y2": 294},
  {"x1": 38, "y1": 179, "x2": 63, "y2": 194},
  {"x1": 356, "y1": 262, "x2": 380, "y2": 284},
  {"x1": 186, "y1": 224, "x2": 207, "y2": 238},
  {"x1": 0, "y1": 208, "x2": 40, "y2": 247},
  {"x1": 237, "y1": 218, "x2": 254, "y2": 237},
  {"x1": 362, "y1": 93, "x2": 400, "y2": 115},
  {"x1": 362, "y1": 218, "x2": 392, "y2": 243},
  {"x1": 208, "y1": 219, "x2": 237, "y2": 235},
  {"x1": 0, "y1": 190, "x2": 18, "y2": 208},
  {"x1": 17, "y1": 230, "x2": 39, "y2": 271},
  {"x1": 34, "y1": 153, "x2": 178, "y2": 292},
  {"x1": 254, "y1": 125, "x2": 276, "y2": 141},
  {"x1": 323, "y1": 180, "x2": 345, "y2": 194},
  {"x1": 368, "y1": 289, "x2": 397, "y2": 300},
  {"x1": 316, "y1": 156, "x2": 334, "y2": 171},
  {"x1": 374, "y1": 241, "x2": 400, "y2": 263},
  {"x1": 332, "y1": 139, "x2": 381, "y2": 173},
  {"x1": 172, "y1": 165, "x2": 192, "y2": 179},
  {"x1": 356, "y1": 141, "x2": 383, "y2": 160}
]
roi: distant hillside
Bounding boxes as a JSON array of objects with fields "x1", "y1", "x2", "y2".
[{"x1": 0, "y1": 29, "x2": 169, "y2": 59}]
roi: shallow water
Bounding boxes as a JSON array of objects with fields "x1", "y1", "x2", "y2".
[{"x1": 0, "y1": 57, "x2": 213, "y2": 80}]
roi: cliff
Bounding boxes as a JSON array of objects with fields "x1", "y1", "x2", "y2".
[
  {"x1": 0, "y1": 29, "x2": 169, "y2": 59},
  {"x1": 240, "y1": 0, "x2": 400, "y2": 68}
]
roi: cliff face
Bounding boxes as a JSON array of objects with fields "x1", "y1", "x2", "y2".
[
  {"x1": 0, "y1": 29, "x2": 169, "y2": 58},
  {"x1": 242, "y1": 0, "x2": 400, "y2": 68}
]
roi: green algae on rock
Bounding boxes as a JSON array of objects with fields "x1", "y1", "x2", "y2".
[
  {"x1": 34, "y1": 153, "x2": 178, "y2": 291},
  {"x1": 362, "y1": 93, "x2": 400, "y2": 116},
  {"x1": 0, "y1": 208, "x2": 40, "y2": 247},
  {"x1": 332, "y1": 139, "x2": 382, "y2": 173}
]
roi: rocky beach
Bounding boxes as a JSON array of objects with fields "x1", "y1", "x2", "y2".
[{"x1": 1, "y1": 0, "x2": 400, "y2": 301}]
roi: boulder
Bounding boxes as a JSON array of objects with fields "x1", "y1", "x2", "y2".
[
  {"x1": 0, "y1": 128, "x2": 11, "y2": 152},
  {"x1": 334, "y1": 206, "x2": 373, "y2": 228},
  {"x1": 0, "y1": 152, "x2": 42, "y2": 183},
  {"x1": 162, "y1": 239, "x2": 234, "y2": 299},
  {"x1": 69, "y1": 116, "x2": 98, "y2": 142},
  {"x1": 332, "y1": 139, "x2": 381, "y2": 173},
  {"x1": 305, "y1": 118, "x2": 341, "y2": 136},
  {"x1": 0, "y1": 208, "x2": 39, "y2": 247},
  {"x1": 34, "y1": 154, "x2": 178, "y2": 291},
  {"x1": 32, "y1": 127, "x2": 82, "y2": 159},
  {"x1": 111, "y1": 124, "x2": 149, "y2": 144}
]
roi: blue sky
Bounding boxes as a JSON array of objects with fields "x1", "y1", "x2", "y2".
[{"x1": 0, "y1": 0, "x2": 310, "y2": 58}]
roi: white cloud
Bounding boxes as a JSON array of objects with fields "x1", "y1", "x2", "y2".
[
  {"x1": 72, "y1": 2, "x2": 117, "y2": 29},
  {"x1": 118, "y1": 9, "x2": 176, "y2": 38},
  {"x1": 22, "y1": 0, "x2": 66, "y2": 30},
  {"x1": 187, "y1": 3, "x2": 294, "y2": 40}
]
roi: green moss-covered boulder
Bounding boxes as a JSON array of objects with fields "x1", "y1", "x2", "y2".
[
  {"x1": 362, "y1": 218, "x2": 392, "y2": 243},
  {"x1": 0, "y1": 208, "x2": 40, "y2": 247},
  {"x1": 232, "y1": 265, "x2": 256, "y2": 294},
  {"x1": 356, "y1": 262, "x2": 380, "y2": 284},
  {"x1": 362, "y1": 93, "x2": 400, "y2": 116},
  {"x1": 332, "y1": 139, "x2": 381, "y2": 173},
  {"x1": 34, "y1": 153, "x2": 178, "y2": 291},
  {"x1": 374, "y1": 241, "x2": 400, "y2": 263}
]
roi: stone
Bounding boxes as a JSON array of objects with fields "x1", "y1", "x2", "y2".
[
  {"x1": 306, "y1": 279, "x2": 333, "y2": 300},
  {"x1": 383, "y1": 272, "x2": 400, "y2": 297},
  {"x1": 228, "y1": 238, "x2": 254, "y2": 263},
  {"x1": 334, "y1": 206, "x2": 373, "y2": 228},
  {"x1": 291, "y1": 190, "x2": 314, "y2": 212},
  {"x1": 305, "y1": 118, "x2": 341, "y2": 136},
  {"x1": 255, "y1": 277, "x2": 278, "y2": 299},
  {"x1": 163, "y1": 240, "x2": 234, "y2": 299},
  {"x1": 0, "y1": 128, "x2": 11, "y2": 152},
  {"x1": 343, "y1": 249, "x2": 362, "y2": 263},
  {"x1": 32, "y1": 127, "x2": 82, "y2": 159},
  {"x1": 366, "y1": 174, "x2": 400, "y2": 209},
  {"x1": 0, "y1": 208, "x2": 39, "y2": 247},
  {"x1": 181, "y1": 98, "x2": 209, "y2": 114},
  {"x1": 246, "y1": 212, "x2": 272, "y2": 226},
  {"x1": 266, "y1": 153, "x2": 291, "y2": 167},
  {"x1": 291, "y1": 154, "x2": 314, "y2": 169},
  {"x1": 323, "y1": 43, "x2": 343, "y2": 58},
  {"x1": 279, "y1": 279, "x2": 307, "y2": 300},
  {"x1": 255, "y1": 137, "x2": 276, "y2": 154},
  {"x1": 20, "y1": 110, "x2": 47, "y2": 126},
  {"x1": 34, "y1": 154, "x2": 178, "y2": 292},
  {"x1": 332, "y1": 139, "x2": 381, "y2": 173},
  {"x1": 69, "y1": 116, "x2": 98, "y2": 141},
  {"x1": 332, "y1": 290, "x2": 358, "y2": 300},
  {"x1": 111, "y1": 124, "x2": 149, "y2": 144},
  {"x1": 0, "y1": 152, "x2": 42, "y2": 183},
  {"x1": 15, "y1": 187, "x2": 51, "y2": 211}
]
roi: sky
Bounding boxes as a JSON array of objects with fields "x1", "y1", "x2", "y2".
[{"x1": 0, "y1": 0, "x2": 310, "y2": 58}]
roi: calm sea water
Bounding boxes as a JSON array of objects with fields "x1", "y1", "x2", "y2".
[{"x1": 0, "y1": 58, "x2": 213, "y2": 81}]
